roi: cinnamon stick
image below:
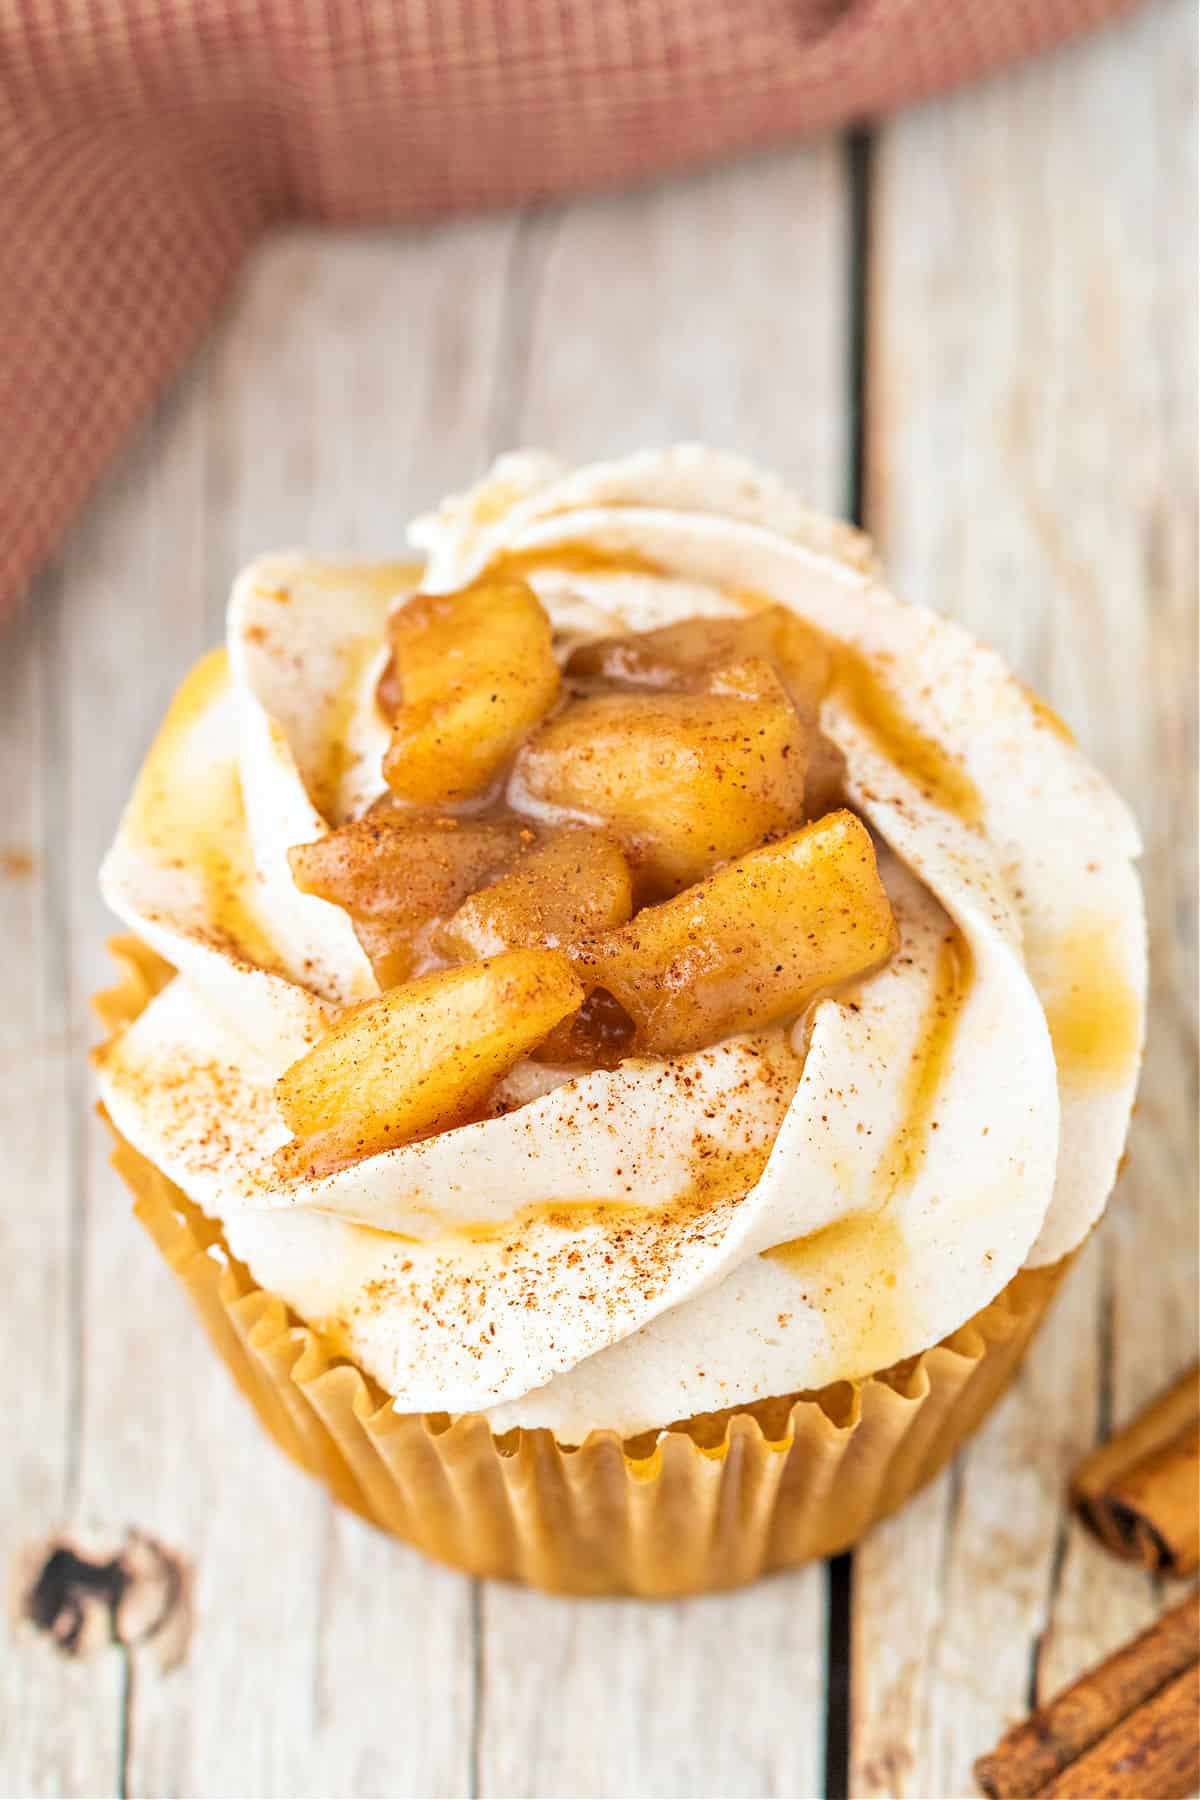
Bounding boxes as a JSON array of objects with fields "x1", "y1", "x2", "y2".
[
  {"x1": 975, "y1": 1589, "x2": 1200, "y2": 1798},
  {"x1": 1035, "y1": 1664, "x2": 1200, "y2": 1799},
  {"x1": 1072, "y1": 1363, "x2": 1200, "y2": 1577}
]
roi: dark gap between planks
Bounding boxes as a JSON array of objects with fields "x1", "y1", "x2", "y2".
[{"x1": 823, "y1": 123, "x2": 874, "y2": 1800}]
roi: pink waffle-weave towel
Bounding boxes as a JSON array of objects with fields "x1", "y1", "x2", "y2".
[{"x1": 0, "y1": 0, "x2": 1140, "y2": 616}]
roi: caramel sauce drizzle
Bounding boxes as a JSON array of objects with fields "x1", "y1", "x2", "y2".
[
  {"x1": 124, "y1": 649, "x2": 284, "y2": 975},
  {"x1": 766, "y1": 1207, "x2": 910, "y2": 1375},
  {"x1": 1034, "y1": 916, "x2": 1141, "y2": 1087},
  {"x1": 451, "y1": 1146, "x2": 778, "y2": 1244},
  {"x1": 454, "y1": 1197, "x2": 696, "y2": 1245},
  {"x1": 828, "y1": 648, "x2": 984, "y2": 826},
  {"x1": 765, "y1": 926, "x2": 973, "y2": 1354},
  {"x1": 1018, "y1": 680, "x2": 1076, "y2": 745},
  {"x1": 875, "y1": 926, "x2": 973, "y2": 1199},
  {"x1": 308, "y1": 635, "x2": 385, "y2": 823},
  {"x1": 187, "y1": 778, "x2": 284, "y2": 975},
  {"x1": 489, "y1": 541, "x2": 667, "y2": 584}
]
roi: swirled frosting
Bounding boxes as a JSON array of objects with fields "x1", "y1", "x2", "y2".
[{"x1": 97, "y1": 448, "x2": 1146, "y2": 1440}]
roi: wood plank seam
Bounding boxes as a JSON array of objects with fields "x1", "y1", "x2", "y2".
[{"x1": 827, "y1": 116, "x2": 876, "y2": 1800}]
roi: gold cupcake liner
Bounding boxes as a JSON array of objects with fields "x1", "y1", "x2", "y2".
[{"x1": 98, "y1": 937, "x2": 1073, "y2": 1597}]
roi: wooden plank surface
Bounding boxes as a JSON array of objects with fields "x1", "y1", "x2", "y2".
[
  {"x1": 0, "y1": 4, "x2": 1194, "y2": 1797},
  {"x1": 0, "y1": 573, "x2": 126, "y2": 1800},
  {"x1": 851, "y1": 4, "x2": 1199, "y2": 1796}
]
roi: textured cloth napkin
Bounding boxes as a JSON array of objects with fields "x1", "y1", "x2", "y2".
[{"x1": 1, "y1": 0, "x2": 1137, "y2": 617}]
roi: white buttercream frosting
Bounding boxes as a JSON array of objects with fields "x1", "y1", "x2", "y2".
[{"x1": 97, "y1": 448, "x2": 1147, "y2": 1440}]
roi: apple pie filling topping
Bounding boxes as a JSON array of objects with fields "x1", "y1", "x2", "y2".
[{"x1": 276, "y1": 577, "x2": 897, "y2": 1178}]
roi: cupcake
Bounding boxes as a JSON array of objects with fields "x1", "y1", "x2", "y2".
[{"x1": 95, "y1": 448, "x2": 1146, "y2": 1597}]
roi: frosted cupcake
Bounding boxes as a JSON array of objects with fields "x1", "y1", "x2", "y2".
[{"x1": 95, "y1": 449, "x2": 1146, "y2": 1596}]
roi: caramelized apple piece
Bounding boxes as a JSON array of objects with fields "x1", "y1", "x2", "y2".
[
  {"x1": 290, "y1": 810, "x2": 529, "y2": 986},
  {"x1": 571, "y1": 810, "x2": 896, "y2": 1055},
  {"x1": 512, "y1": 666, "x2": 808, "y2": 893},
  {"x1": 383, "y1": 575, "x2": 560, "y2": 807},
  {"x1": 275, "y1": 949, "x2": 584, "y2": 1178},
  {"x1": 436, "y1": 827, "x2": 633, "y2": 961},
  {"x1": 568, "y1": 604, "x2": 832, "y2": 727},
  {"x1": 568, "y1": 605, "x2": 847, "y2": 813}
]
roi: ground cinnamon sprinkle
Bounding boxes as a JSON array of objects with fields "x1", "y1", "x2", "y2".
[
  {"x1": 99, "y1": 1039, "x2": 280, "y2": 1183},
  {"x1": 341, "y1": 1122, "x2": 778, "y2": 1377}
]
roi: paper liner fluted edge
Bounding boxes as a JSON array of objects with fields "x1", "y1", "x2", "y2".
[{"x1": 97, "y1": 935, "x2": 1075, "y2": 1597}]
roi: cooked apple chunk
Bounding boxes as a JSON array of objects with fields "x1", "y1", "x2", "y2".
[
  {"x1": 289, "y1": 809, "x2": 529, "y2": 986},
  {"x1": 571, "y1": 810, "x2": 896, "y2": 1055},
  {"x1": 382, "y1": 575, "x2": 560, "y2": 807},
  {"x1": 511, "y1": 667, "x2": 808, "y2": 893},
  {"x1": 436, "y1": 827, "x2": 633, "y2": 960},
  {"x1": 568, "y1": 604, "x2": 832, "y2": 729},
  {"x1": 274, "y1": 949, "x2": 584, "y2": 1178}
]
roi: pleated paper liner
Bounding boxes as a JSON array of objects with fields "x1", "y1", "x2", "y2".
[{"x1": 97, "y1": 936, "x2": 1074, "y2": 1597}]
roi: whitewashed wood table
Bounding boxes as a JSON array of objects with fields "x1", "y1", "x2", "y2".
[{"x1": 2, "y1": 4, "x2": 1195, "y2": 1795}]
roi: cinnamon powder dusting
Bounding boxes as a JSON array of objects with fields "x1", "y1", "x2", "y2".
[{"x1": 332, "y1": 1049, "x2": 798, "y2": 1387}]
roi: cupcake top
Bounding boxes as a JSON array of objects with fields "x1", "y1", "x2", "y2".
[{"x1": 96, "y1": 447, "x2": 1146, "y2": 1440}]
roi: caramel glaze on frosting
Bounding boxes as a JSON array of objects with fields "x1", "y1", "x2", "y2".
[{"x1": 97, "y1": 448, "x2": 1147, "y2": 1440}]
